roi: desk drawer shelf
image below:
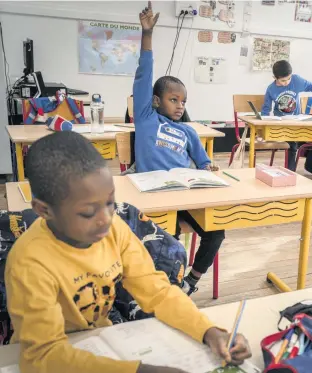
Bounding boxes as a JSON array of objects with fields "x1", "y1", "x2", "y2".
[
  {"x1": 190, "y1": 199, "x2": 305, "y2": 231},
  {"x1": 92, "y1": 141, "x2": 116, "y2": 159},
  {"x1": 263, "y1": 126, "x2": 312, "y2": 142},
  {"x1": 145, "y1": 211, "x2": 177, "y2": 235}
]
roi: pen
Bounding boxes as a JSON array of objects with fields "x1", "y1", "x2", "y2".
[
  {"x1": 275, "y1": 329, "x2": 295, "y2": 363},
  {"x1": 222, "y1": 171, "x2": 240, "y2": 182},
  {"x1": 221, "y1": 299, "x2": 246, "y2": 367}
]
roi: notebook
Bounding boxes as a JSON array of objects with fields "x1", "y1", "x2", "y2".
[
  {"x1": 247, "y1": 101, "x2": 312, "y2": 122},
  {"x1": 18, "y1": 182, "x2": 32, "y2": 203},
  {"x1": 127, "y1": 168, "x2": 229, "y2": 193},
  {"x1": 73, "y1": 125, "x2": 126, "y2": 134},
  {"x1": 0, "y1": 318, "x2": 260, "y2": 373}
]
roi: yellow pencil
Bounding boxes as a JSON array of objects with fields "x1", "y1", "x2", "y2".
[{"x1": 221, "y1": 300, "x2": 246, "y2": 367}]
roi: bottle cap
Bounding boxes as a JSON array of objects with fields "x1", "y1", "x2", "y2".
[{"x1": 92, "y1": 94, "x2": 102, "y2": 103}]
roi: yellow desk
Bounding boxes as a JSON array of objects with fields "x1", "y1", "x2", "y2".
[
  {"x1": 1, "y1": 289, "x2": 312, "y2": 370},
  {"x1": 6, "y1": 123, "x2": 225, "y2": 181},
  {"x1": 239, "y1": 115, "x2": 312, "y2": 168},
  {"x1": 6, "y1": 168, "x2": 312, "y2": 292}
]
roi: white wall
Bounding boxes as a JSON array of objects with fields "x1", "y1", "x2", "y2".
[{"x1": 1, "y1": 1, "x2": 312, "y2": 121}]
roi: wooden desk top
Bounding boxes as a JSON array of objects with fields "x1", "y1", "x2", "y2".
[
  {"x1": 6, "y1": 123, "x2": 224, "y2": 144},
  {"x1": 5, "y1": 124, "x2": 133, "y2": 143},
  {"x1": 6, "y1": 168, "x2": 312, "y2": 213},
  {"x1": 1, "y1": 289, "x2": 312, "y2": 369},
  {"x1": 239, "y1": 115, "x2": 312, "y2": 127}
]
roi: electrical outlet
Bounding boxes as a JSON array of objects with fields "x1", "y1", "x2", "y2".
[{"x1": 175, "y1": 1, "x2": 198, "y2": 17}]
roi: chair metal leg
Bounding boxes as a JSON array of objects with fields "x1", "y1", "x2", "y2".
[
  {"x1": 188, "y1": 233, "x2": 197, "y2": 267},
  {"x1": 269, "y1": 150, "x2": 277, "y2": 166},
  {"x1": 284, "y1": 149, "x2": 289, "y2": 169},
  {"x1": 213, "y1": 253, "x2": 219, "y2": 300},
  {"x1": 229, "y1": 143, "x2": 239, "y2": 166},
  {"x1": 184, "y1": 233, "x2": 190, "y2": 250}
]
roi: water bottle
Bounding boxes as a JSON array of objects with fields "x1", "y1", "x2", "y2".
[{"x1": 90, "y1": 94, "x2": 105, "y2": 134}]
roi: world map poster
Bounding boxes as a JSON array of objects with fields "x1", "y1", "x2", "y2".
[{"x1": 78, "y1": 20, "x2": 141, "y2": 76}]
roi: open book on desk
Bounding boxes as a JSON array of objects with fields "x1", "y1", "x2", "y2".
[
  {"x1": 0, "y1": 318, "x2": 260, "y2": 373},
  {"x1": 127, "y1": 168, "x2": 229, "y2": 193}
]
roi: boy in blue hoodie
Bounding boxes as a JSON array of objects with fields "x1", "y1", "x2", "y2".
[
  {"x1": 133, "y1": 2, "x2": 225, "y2": 295},
  {"x1": 262, "y1": 60, "x2": 312, "y2": 171}
]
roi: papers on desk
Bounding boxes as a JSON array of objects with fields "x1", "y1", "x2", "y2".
[
  {"x1": 127, "y1": 168, "x2": 229, "y2": 193},
  {"x1": 0, "y1": 365, "x2": 19, "y2": 373},
  {"x1": 0, "y1": 318, "x2": 260, "y2": 373},
  {"x1": 261, "y1": 115, "x2": 312, "y2": 122},
  {"x1": 73, "y1": 125, "x2": 126, "y2": 134}
]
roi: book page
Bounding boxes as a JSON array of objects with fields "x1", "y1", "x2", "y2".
[
  {"x1": 127, "y1": 171, "x2": 186, "y2": 192},
  {"x1": 169, "y1": 168, "x2": 229, "y2": 188},
  {"x1": 99, "y1": 318, "x2": 259, "y2": 373},
  {"x1": 73, "y1": 336, "x2": 120, "y2": 360},
  {"x1": 261, "y1": 116, "x2": 281, "y2": 121},
  {"x1": 280, "y1": 114, "x2": 312, "y2": 121}
]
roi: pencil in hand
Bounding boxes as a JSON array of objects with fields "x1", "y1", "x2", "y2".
[{"x1": 222, "y1": 299, "x2": 246, "y2": 367}]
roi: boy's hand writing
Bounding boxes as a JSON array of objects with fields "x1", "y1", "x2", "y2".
[
  {"x1": 138, "y1": 364, "x2": 188, "y2": 373},
  {"x1": 140, "y1": 1, "x2": 160, "y2": 31},
  {"x1": 204, "y1": 327, "x2": 251, "y2": 366},
  {"x1": 206, "y1": 164, "x2": 220, "y2": 171}
]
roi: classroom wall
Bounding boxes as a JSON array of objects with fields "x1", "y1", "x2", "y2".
[{"x1": 1, "y1": 1, "x2": 312, "y2": 121}]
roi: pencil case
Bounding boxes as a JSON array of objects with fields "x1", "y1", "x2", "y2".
[{"x1": 261, "y1": 313, "x2": 312, "y2": 373}]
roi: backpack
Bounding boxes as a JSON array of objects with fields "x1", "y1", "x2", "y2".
[
  {"x1": 0, "y1": 209, "x2": 38, "y2": 344},
  {"x1": 113, "y1": 202, "x2": 187, "y2": 322}
]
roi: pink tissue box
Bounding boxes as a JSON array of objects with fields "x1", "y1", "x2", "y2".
[{"x1": 255, "y1": 164, "x2": 297, "y2": 187}]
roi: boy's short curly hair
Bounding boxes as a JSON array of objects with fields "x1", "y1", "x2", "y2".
[
  {"x1": 153, "y1": 76, "x2": 185, "y2": 98},
  {"x1": 26, "y1": 131, "x2": 106, "y2": 206}
]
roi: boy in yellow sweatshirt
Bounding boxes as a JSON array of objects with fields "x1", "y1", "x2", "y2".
[{"x1": 5, "y1": 131, "x2": 251, "y2": 373}]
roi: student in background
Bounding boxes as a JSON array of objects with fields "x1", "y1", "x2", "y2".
[
  {"x1": 133, "y1": 2, "x2": 225, "y2": 296},
  {"x1": 262, "y1": 60, "x2": 312, "y2": 171},
  {"x1": 5, "y1": 131, "x2": 251, "y2": 373}
]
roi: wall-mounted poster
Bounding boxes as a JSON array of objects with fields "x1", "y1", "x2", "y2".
[
  {"x1": 78, "y1": 20, "x2": 141, "y2": 76},
  {"x1": 295, "y1": 1, "x2": 312, "y2": 22},
  {"x1": 252, "y1": 38, "x2": 290, "y2": 71}
]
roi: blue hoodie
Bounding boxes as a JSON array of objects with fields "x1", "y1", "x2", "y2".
[
  {"x1": 262, "y1": 74, "x2": 312, "y2": 116},
  {"x1": 133, "y1": 50, "x2": 211, "y2": 173}
]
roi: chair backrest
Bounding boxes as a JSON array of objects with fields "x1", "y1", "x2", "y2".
[
  {"x1": 127, "y1": 96, "x2": 134, "y2": 123},
  {"x1": 300, "y1": 96, "x2": 312, "y2": 115},
  {"x1": 115, "y1": 132, "x2": 135, "y2": 166},
  {"x1": 233, "y1": 94, "x2": 265, "y2": 141},
  {"x1": 22, "y1": 98, "x2": 84, "y2": 124}
]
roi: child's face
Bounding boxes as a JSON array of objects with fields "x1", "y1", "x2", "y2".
[
  {"x1": 156, "y1": 82, "x2": 187, "y2": 121},
  {"x1": 34, "y1": 167, "x2": 115, "y2": 248},
  {"x1": 275, "y1": 74, "x2": 292, "y2": 87}
]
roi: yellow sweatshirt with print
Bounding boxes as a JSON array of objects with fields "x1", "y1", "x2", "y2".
[{"x1": 5, "y1": 215, "x2": 214, "y2": 373}]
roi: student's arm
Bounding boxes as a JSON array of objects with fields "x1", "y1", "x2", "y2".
[
  {"x1": 5, "y1": 264, "x2": 140, "y2": 373},
  {"x1": 118, "y1": 218, "x2": 251, "y2": 365},
  {"x1": 186, "y1": 127, "x2": 211, "y2": 170},
  {"x1": 133, "y1": 2, "x2": 159, "y2": 123},
  {"x1": 261, "y1": 88, "x2": 272, "y2": 116},
  {"x1": 300, "y1": 76, "x2": 312, "y2": 92}
]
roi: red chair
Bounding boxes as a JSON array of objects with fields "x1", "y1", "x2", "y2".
[
  {"x1": 115, "y1": 132, "x2": 220, "y2": 299},
  {"x1": 229, "y1": 95, "x2": 289, "y2": 167}
]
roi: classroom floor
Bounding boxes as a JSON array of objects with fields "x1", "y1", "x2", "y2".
[{"x1": 1, "y1": 151, "x2": 311, "y2": 309}]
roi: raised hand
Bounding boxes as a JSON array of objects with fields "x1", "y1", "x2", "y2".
[{"x1": 139, "y1": 1, "x2": 160, "y2": 31}]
